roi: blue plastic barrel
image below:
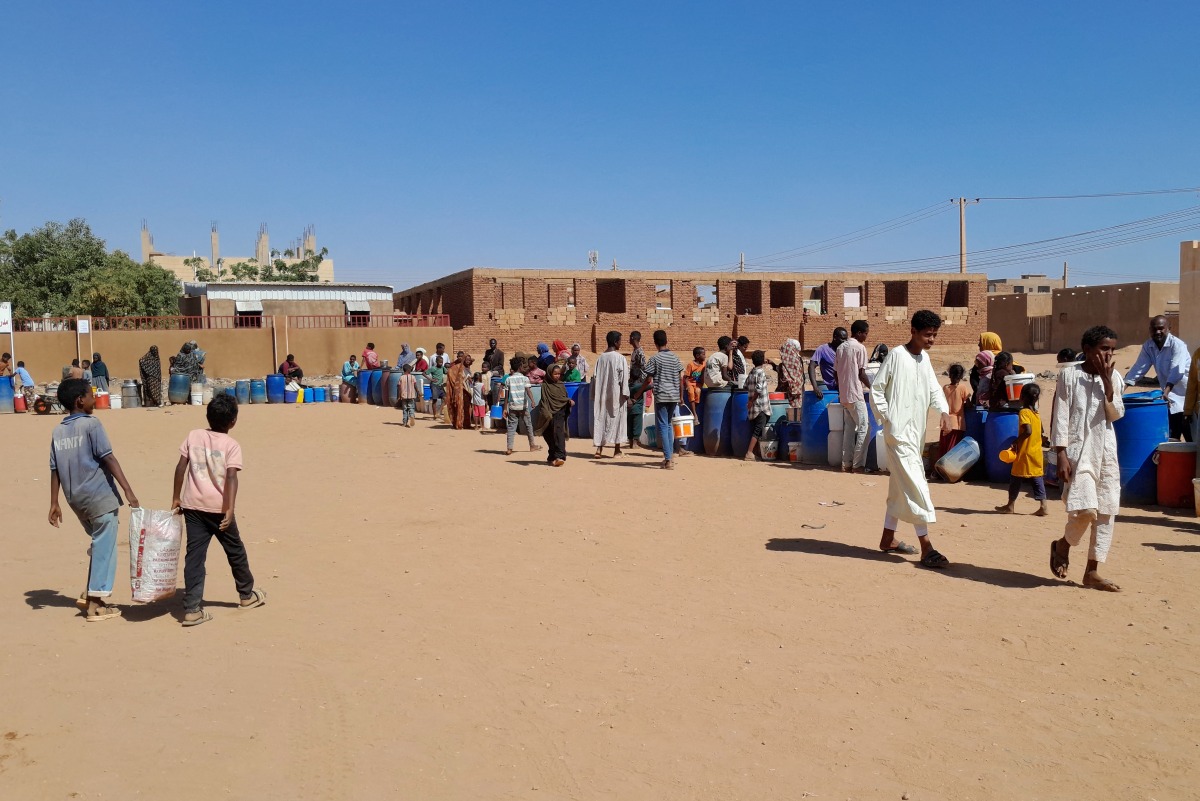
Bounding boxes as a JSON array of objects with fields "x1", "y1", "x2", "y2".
[
  {"x1": 423, "y1": 382, "x2": 432, "y2": 400},
  {"x1": 302, "y1": 388, "x2": 313, "y2": 404},
  {"x1": 266, "y1": 374, "x2": 286, "y2": 404},
  {"x1": 0, "y1": 376, "x2": 13, "y2": 414},
  {"x1": 576, "y1": 381, "x2": 592, "y2": 439},
  {"x1": 564, "y1": 382, "x2": 585, "y2": 436},
  {"x1": 1115, "y1": 391, "x2": 1169, "y2": 504},
  {"x1": 224, "y1": 387, "x2": 236, "y2": 400},
  {"x1": 984, "y1": 408, "x2": 1020, "y2": 483},
  {"x1": 357, "y1": 369, "x2": 370, "y2": 400},
  {"x1": 777, "y1": 420, "x2": 803, "y2": 462},
  {"x1": 703, "y1": 387, "x2": 734, "y2": 456},
  {"x1": 249, "y1": 379, "x2": 266, "y2": 404},
  {"x1": 730, "y1": 389, "x2": 751, "y2": 457},
  {"x1": 385, "y1": 368, "x2": 401, "y2": 407},
  {"x1": 284, "y1": 390, "x2": 298, "y2": 404},
  {"x1": 800, "y1": 389, "x2": 839, "y2": 464},
  {"x1": 168, "y1": 373, "x2": 191, "y2": 404},
  {"x1": 314, "y1": 387, "x2": 327, "y2": 402},
  {"x1": 234, "y1": 380, "x2": 250, "y2": 405},
  {"x1": 368, "y1": 369, "x2": 383, "y2": 405}
]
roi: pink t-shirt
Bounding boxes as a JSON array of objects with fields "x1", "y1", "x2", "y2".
[{"x1": 179, "y1": 429, "x2": 243, "y2": 514}]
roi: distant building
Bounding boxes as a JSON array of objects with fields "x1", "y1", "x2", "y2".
[
  {"x1": 987, "y1": 274, "x2": 1063, "y2": 294},
  {"x1": 141, "y1": 222, "x2": 335, "y2": 283},
  {"x1": 394, "y1": 268, "x2": 988, "y2": 356},
  {"x1": 181, "y1": 281, "x2": 393, "y2": 324}
]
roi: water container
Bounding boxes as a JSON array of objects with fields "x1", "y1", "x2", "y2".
[
  {"x1": 983, "y1": 408, "x2": 1020, "y2": 483},
  {"x1": 235, "y1": 380, "x2": 250, "y2": 405},
  {"x1": 827, "y1": 430, "x2": 842, "y2": 467},
  {"x1": 800, "y1": 389, "x2": 839, "y2": 465},
  {"x1": 357, "y1": 369, "x2": 370, "y2": 401},
  {"x1": 250, "y1": 379, "x2": 267, "y2": 404},
  {"x1": 1115, "y1": 391, "x2": 1169, "y2": 504},
  {"x1": 109, "y1": 394, "x2": 121, "y2": 410},
  {"x1": 761, "y1": 425, "x2": 779, "y2": 460},
  {"x1": 1155, "y1": 442, "x2": 1197, "y2": 507},
  {"x1": 122, "y1": 379, "x2": 141, "y2": 409},
  {"x1": 576, "y1": 381, "x2": 592, "y2": 439},
  {"x1": 684, "y1": 389, "x2": 707, "y2": 454},
  {"x1": 935, "y1": 436, "x2": 981, "y2": 483},
  {"x1": 672, "y1": 406, "x2": 695, "y2": 440},
  {"x1": 639, "y1": 412, "x2": 659, "y2": 448},
  {"x1": 528, "y1": 384, "x2": 543, "y2": 431},
  {"x1": 1004, "y1": 373, "x2": 1036, "y2": 402},
  {"x1": 303, "y1": 388, "x2": 314, "y2": 404},
  {"x1": 0, "y1": 376, "x2": 14, "y2": 414},
  {"x1": 769, "y1": 397, "x2": 789, "y2": 427},
  {"x1": 491, "y1": 376, "x2": 505, "y2": 406},
  {"x1": 564, "y1": 381, "x2": 585, "y2": 436},
  {"x1": 224, "y1": 387, "x2": 236, "y2": 399},
  {"x1": 190, "y1": 382, "x2": 204, "y2": 405},
  {"x1": 828, "y1": 402, "x2": 844, "y2": 433},
  {"x1": 423, "y1": 382, "x2": 432, "y2": 400},
  {"x1": 385, "y1": 368, "x2": 402, "y2": 407},
  {"x1": 266, "y1": 374, "x2": 286, "y2": 404},
  {"x1": 730, "y1": 389, "x2": 751, "y2": 457},
  {"x1": 777, "y1": 420, "x2": 802, "y2": 463},
  {"x1": 332, "y1": 386, "x2": 341, "y2": 403},
  {"x1": 284, "y1": 390, "x2": 298, "y2": 404},
  {"x1": 314, "y1": 387, "x2": 327, "y2": 403},
  {"x1": 168, "y1": 373, "x2": 191, "y2": 404},
  {"x1": 703, "y1": 387, "x2": 734, "y2": 456},
  {"x1": 964, "y1": 406, "x2": 989, "y2": 479},
  {"x1": 368, "y1": 369, "x2": 383, "y2": 405}
]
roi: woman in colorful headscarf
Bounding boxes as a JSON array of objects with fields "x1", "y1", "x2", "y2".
[
  {"x1": 978, "y1": 332, "x2": 1003, "y2": 355},
  {"x1": 778, "y1": 339, "x2": 806, "y2": 408},
  {"x1": 445, "y1": 354, "x2": 473, "y2": 429},
  {"x1": 971, "y1": 350, "x2": 995, "y2": 406},
  {"x1": 139, "y1": 345, "x2": 162, "y2": 407},
  {"x1": 552, "y1": 340, "x2": 569, "y2": 361},
  {"x1": 397, "y1": 343, "x2": 415, "y2": 370}
]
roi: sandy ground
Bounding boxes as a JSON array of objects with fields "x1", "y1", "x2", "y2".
[{"x1": 2, "y1": 352, "x2": 1198, "y2": 800}]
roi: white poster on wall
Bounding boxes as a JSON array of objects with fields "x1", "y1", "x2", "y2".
[
  {"x1": 0, "y1": 302, "x2": 11, "y2": 334},
  {"x1": 77, "y1": 319, "x2": 90, "y2": 334}
]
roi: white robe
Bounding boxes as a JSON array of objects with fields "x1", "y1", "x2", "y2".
[
  {"x1": 1052, "y1": 364, "x2": 1124, "y2": 515},
  {"x1": 592, "y1": 351, "x2": 629, "y2": 446},
  {"x1": 870, "y1": 346, "x2": 948, "y2": 524}
]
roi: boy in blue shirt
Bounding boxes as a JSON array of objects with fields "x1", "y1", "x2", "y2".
[{"x1": 48, "y1": 379, "x2": 140, "y2": 621}]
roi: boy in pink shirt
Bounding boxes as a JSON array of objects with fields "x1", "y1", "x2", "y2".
[{"x1": 171, "y1": 393, "x2": 266, "y2": 627}]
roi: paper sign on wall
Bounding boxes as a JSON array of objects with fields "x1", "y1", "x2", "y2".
[
  {"x1": 77, "y1": 319, "x2": 90, "y2": 334},
  {"x1": 0, "y1": 302, "x2": 11, "y2": 334}
]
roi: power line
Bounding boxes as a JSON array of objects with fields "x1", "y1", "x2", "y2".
[{"x1": 978, "y1": 186, "x2": 1200, "y2": 201}]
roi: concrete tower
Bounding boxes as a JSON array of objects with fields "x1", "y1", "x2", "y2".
[
  {"x1": 210, "y1": 222, "x2": 220, "y2": 274},
  {"x1": 255, "y1": 223, "x2": 269, "y2": 265},
  {"x1": 140, "y1": 220, "x2": 153, "y2": 263}
]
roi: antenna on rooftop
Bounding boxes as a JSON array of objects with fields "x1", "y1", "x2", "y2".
[
  {"x1": 611, "y1": 258, "x2": 619, "y2": 271},
  {"x1": 739, "y1": 252, "x2": 745, "y2": 273},
  {"x1": 588, "y1": 250, "x2": 598, "y2": 271}
]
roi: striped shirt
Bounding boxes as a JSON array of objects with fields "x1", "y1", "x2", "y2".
[
  {"x1": 748, "y1": 366, "x2": 771, "y2": 416},
  {"x1": 505, "y1": 372, "x2": 531, "y2": 411},
  {"x1": 643, "y1": 350, "x2": 684, "y2": 403}
]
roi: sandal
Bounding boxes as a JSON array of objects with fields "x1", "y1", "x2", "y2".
[
  {"x1": 1050, "y1": 539, "x2": 1069, "y2": 579},
  {"x1": 919, "y1": 549, "x2": 950, "y2": 569},
  {"x1": 182, "y1": 609, "x2": 213, "y2": 627},
  {"x1": 239, "y1": 588, "x2": 267, "y2": 609},
  {"x1": 85, "y1": 604, "x2": 122, "y2": 622},
  {"x1": 882, "y1": 541, "x2": 918, "y2": 555}
]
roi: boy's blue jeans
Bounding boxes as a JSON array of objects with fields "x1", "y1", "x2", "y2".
[
  {"x1": 78, "y1": 509, "x2": 120, "y2": 598},
  {"x1": 401, "y1": 398, "x2": 416, "y2": 424},
  {"x1": 655, "y1": 401, "x2": 679, "y2": 461}
]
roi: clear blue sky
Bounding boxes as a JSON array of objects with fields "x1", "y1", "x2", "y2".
[{"x1": 2, "y1": 1, "x2": 1195, "y2": 289}]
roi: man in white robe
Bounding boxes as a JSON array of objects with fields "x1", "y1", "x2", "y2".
[
  {"x1": 592, "y1": 330, "x2": 629, "y2": 458},
  {"x1": 869, "y1": 310, "x2": 950, "y2": 568},
  {"x1": 1050, "y1": 324, "x2": 1124, "y2": 591}
]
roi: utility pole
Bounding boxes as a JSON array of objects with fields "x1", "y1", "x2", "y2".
[
  {"x1": 1062, "y1": 260, "x2": 1069, "y2": 289},
  {"x1": 588, "y1": 250, "x2": 598, "y2": 271},
  {"x1": 739, "y1": 252, "x2": 745, "y2": 273},
  {"x1": 611, "y1": 259, "x2": 618, "y2": 271},
  {"x1": 956, "y1": 197, "x2": 979, "y2": 273}
]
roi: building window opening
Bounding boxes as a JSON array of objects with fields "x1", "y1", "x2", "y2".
[
  {"x1": 802, "y1": 284, "x2": 825, "y2": 314},
  {"x1": 695, "y1": 284, "x2": 717, "y2": 309},
  {"x1": 653, "y1": 283, "x2": 671, "y2": 309},
  {"x1": 844, "y1": 285, "x2": 863, "y2": 308},
  {"x1": 769, "y1": 281, "x2": 795, "y2": 309},
  {"x1": 884, "y1": 281, "x2": 908, "y2": 307},
  {"x1": 735, "y1": 280, "x2": 762, "y2": 315},
  {"x1": 597, "y1": 279, "x2": 627, "y2": 314},
  {"x1": 943, "y1": 280, "x2": 969, "y2": 307}
]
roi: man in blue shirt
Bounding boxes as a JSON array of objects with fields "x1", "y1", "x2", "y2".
[
  {"x1": 809, "y1": 327, "x2": 848, "y2": 400},
  {"x1": 14, "y1": 361, "x2": 36, "y2": 409}
]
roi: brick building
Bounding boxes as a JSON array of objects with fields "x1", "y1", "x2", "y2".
[{"x1": 394, "y1": 269, "x2": 988, "y2": 356}]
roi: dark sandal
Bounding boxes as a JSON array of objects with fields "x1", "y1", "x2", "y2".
[
  {"x1": 920, "y1": 549, "x2": 950, "y2": 569},
  {"x1": 882, "y1": 541, "x2": 918, "y2": 555},
  {"x1": 1050, "y1": 539, "x2": 1069, "y2": 579}
]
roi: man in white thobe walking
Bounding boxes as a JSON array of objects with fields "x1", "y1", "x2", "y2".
[{"x1": 592, "y1": 330, "x2": 629, "y2": 458}]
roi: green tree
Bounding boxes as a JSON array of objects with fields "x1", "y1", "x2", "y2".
[
  {"x1": 0, "y1": 219, "x2": 109, "y2": 316},
  {"x1": 260, "y1": 247, "x2": 326, "y2": 283},
  {"x1": 227, "y1": 259, "x2": 261, "y2": 281},
  {"x1": 73, "y1": 253, "x2": 181, "y2": 317}
]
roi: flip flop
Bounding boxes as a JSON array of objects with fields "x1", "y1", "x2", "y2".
[
  {"x1": 1050, "y1": 539, "x2": 1069, "y2": 579},
  {"x1": 85, "y1": 605, "x2": 122, "y2": 622},
  {"x1": 882, "y1": 541, "x2": 918, "y2": 555},
  {"x1": 239, "y1": 588, "x2": 267, "y2": 609},
  {"x1": 919, "y1": 549, "x2": 950, "y2": 569},
  {"x1": 182, "y1": 610, "x2": 213, "y2": 627}
]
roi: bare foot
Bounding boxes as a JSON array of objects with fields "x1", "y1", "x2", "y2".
[
  {"x1": 1082, "y1": 571, "x2": 1121, "y2": 592},
  {"x1": 505, "y1": 449, "x2": 512, "y2": 455},
  {"x1": 995, "y1": 504, "x2": 1015, "y2": 514},
  {"x1": 1033, "y1": 505, "x2": 1049, "y2": 517}
]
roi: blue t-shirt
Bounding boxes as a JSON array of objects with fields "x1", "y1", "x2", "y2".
[{"x1": 49, "y1": 414, "x2": 122, "y2": 520}]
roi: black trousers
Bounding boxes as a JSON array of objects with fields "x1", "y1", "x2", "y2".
[
  {"x1": 183, "y1": 509, "x2": 255, "y2": 612},
  {"x1": 1169, "y1": 412, "x2": 1193, "y2": 442},
  {"x1": 543, "y1": 409, "x2": 568, "y2": 462},
  {"x1": 1008, "y1": 475, "x2": 1047, "y2": 502}
]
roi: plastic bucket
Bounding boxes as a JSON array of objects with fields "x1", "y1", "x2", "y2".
[
  {"x1": 1004, "y1": 373, "x2": 1035, "y2": 402},
  {"x1": 110, "y1": 394, "x2": 121, "y2": 409},
  {"x1": 190, "y1": 382, "x2": 204, "y2": 405},
  {"x1": 934, "y1": 436, "x2": 981, "y2": 483},
  {"x1": 13, "y1": 393, "x2": 26, "y2": 412},
  {"x1": 788, "y1": 441, "x2": 801, "y2": 462},
  {"x1": 762, "y1": 438, "x2": 779, "y2": 460},
  {"x1": 1155, "y1": 442, "x2": 1198, "y2": 507},
  {"x1": 672, "y1": 407, "x2": 695, "y2": 440}
]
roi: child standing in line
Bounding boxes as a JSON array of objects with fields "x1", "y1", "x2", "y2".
[
  {"x1": 743, "y1": 350, "x2": 771, "y2": 462},
  {"x1": 171, "y1": 393, "x2": 265, "y2": 627},
  {"x1": 997, "y1": 383, "x2": 1048, "y2": 516},
  {"x1": 48, "y1": 379, "x2": 141, "y2": 622},
  {"x1": 563, "y1": 357, "x2": 582, "y2": 382},
  {"x1": 471, "y1": 372, "x2": 488, "y2": 433},
  {"x1": 503, "y1": 357, "x2": 539, "y2": 455},
  {"x1": 397, "y1": 363, "x2": 418, "y2": 427},
  {"x1": 939, "y1": 363, "x2": 971, "y2": 458}
]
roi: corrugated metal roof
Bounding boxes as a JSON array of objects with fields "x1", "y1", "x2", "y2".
[{"x1": 183, "y1": 282, "x2": 393, "y2": 301}]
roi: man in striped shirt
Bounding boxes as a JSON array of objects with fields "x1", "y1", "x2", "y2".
[
  {"x1": 642, "y1": 329, "x2": 686, "y2": 469},
  {"x1": 744, "y1": 350, "x2": 772, "y2": 461}
]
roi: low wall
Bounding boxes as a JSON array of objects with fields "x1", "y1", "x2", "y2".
[{"x1": 3, "y1": 319, "x2": 453, "y2": 384}]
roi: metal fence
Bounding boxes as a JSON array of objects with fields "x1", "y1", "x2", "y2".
[
  {"x1": 287, "y1": 314, "x2": 450, "y2": 329},
  {"x1": 14, "y1": 317, "x2": 78, "y2": 332},
  {"x1": 90, "y1": 316, "x2": 272, "y2": 331}
]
